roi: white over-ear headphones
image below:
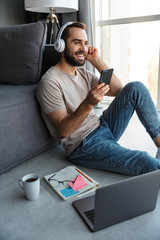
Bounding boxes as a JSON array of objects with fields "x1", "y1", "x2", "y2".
[{"x1": 54, "y1": 22, "x2": 73, "y2": 53}]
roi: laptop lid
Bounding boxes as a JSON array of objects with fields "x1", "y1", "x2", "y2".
[{"x1": 72, "y1": 170, "x2": 160, "y2": 232}]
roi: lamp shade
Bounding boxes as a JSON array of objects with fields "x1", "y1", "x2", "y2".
[{"x1": 24, "y1": 0, "x2": 78, "y2": 13}]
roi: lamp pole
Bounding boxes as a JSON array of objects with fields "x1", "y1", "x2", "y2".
[{"x1": 47, "y1": 7, "x2": 60, "y2": 44}]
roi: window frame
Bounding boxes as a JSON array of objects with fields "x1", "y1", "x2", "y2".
[{"x1": 91, "y1": 0, "x2": 160, "y2": 110}]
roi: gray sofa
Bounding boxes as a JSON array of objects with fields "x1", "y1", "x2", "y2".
[{"x1": 0, "y1": 20, "x2": 61, "y2": 174}]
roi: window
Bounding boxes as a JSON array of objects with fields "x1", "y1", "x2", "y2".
[{"x1": 91, "y1": 0, "x2": 160, "y2": 107}]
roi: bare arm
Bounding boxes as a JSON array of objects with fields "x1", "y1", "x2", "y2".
[
  {"x1": 48, "y1": 82, "x2": 109, "y2": 137},
  {"x1": 87, "y1": 46, "x2": 123, "y2": 96}
]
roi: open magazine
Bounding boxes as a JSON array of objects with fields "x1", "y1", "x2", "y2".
[{"x1": 44, "y1": 166, "x2": 100, "y2": 200}]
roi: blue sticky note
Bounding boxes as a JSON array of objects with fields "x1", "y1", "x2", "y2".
[{"x1": 60, "y1": 187, "x2": 79, "y2": 198}]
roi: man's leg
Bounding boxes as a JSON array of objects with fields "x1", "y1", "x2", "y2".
[
  {"x1": 103, "y1": 81, "x2": 160, "y2": 159},
  {"x1": 102, "y1": 81, "x2": 160, "y2": 145},
  {"x1": 68, "y1": 121, "x2": 160, "y2": 176},
  {"x1": 69, "y1": 81, "x2": 160, "y2": 175}
]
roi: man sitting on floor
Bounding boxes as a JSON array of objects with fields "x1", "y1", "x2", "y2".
[{"x1": 36, "y1": 21, "x2": 160, "y2": 176}]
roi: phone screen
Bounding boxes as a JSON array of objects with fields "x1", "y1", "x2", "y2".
[{"x1": 99, "y1": 68, "x2": 113, "y2": 85}]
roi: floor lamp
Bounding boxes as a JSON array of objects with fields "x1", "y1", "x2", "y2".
[{"x1": 24, "y1": 0, "x2": 78, "y2": 44}]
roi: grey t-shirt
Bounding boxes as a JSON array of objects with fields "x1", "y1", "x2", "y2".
[{"x1": 36, "y1": 66, "x2": 100, "y2": 155}]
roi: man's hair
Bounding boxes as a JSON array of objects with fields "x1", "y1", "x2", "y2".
[{"x1": 61, "y1": 22, "x2": 86, "y2": 43}]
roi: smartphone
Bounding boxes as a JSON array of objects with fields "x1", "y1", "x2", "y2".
[{"x1": 99, "y1": 68, "x2": 114, "y2": 85}]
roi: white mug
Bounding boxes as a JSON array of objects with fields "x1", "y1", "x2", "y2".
[{"x1": 18, "y1": 174, "x2": 40, "y2": 201}]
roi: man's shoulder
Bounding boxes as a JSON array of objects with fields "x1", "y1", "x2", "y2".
[
  {"x1": 39, "y1": 66, "x2": 62, "y2": 86},
  {"x1": 41, "y1": 66, "x2": 58, "y2": 79}
]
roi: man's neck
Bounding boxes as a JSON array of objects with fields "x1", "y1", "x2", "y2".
[{"x1": 56, "y1": 59, "x2": 77, "y2": 76}]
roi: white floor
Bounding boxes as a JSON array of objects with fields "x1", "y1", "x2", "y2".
[{"x1": 0, "y1": 104, "x2": 160, "y2": 240}]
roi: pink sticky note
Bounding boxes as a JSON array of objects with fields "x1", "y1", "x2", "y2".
[{"x1": 69, "y1": 175, "x2": 88, "y2": 192}]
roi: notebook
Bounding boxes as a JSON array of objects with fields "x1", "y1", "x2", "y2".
[
  {"x1": 44, "y1": 166, "x2": 100, "y2": 200},
  {"x1": 72, "y1": 170, "x2": 160, "y2": 232}
]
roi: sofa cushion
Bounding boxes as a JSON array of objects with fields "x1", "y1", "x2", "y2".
[
  {"x1": 0, "y1": 20, "x2": 47, "y2": 85},
  {"x1": 0, "y1": 84, "x2": 56, "y2": 174}
]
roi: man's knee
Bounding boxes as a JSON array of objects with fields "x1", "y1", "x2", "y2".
[
  {"x1": 125, "y1": 81, "x2": 146, "y2": 92},
  {"x1": 122, "y1": 81, "x2": 150, "y2": 100}
]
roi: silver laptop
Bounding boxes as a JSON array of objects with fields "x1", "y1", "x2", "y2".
[{"x1": 72, "y1": 170, "x2": 160, "y2": 232}]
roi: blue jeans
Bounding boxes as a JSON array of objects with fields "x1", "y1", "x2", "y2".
[{"x1": 68, "y1": 82, "x2": 160, "y2": 176}]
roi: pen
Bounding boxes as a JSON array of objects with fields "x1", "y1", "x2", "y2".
[{"x1": 75, "y1": 168, "x2": 93, "y2": 183}]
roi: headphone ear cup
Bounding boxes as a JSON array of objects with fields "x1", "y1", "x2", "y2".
[
  {"x1": 54, "y1": 39, "x2": 65, "y2": 53},
  {"x1": 54, "y1": 22, "x2": 73, "y2": 53}
]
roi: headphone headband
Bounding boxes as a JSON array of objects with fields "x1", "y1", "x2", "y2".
[{"x1": 56, "y1": 22, "x2": 73, "y2": 41}]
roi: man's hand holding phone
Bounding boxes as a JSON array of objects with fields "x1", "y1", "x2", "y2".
[{"x1": 85, "y1": 82, "x2": 109, "y2": 107}]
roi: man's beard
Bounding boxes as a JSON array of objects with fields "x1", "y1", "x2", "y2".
[{"x1": 64, "y1": 47, "x2": 86, "y2": 66}]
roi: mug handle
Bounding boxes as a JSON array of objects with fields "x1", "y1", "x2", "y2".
[{"x1": 18, "y1": 178, "x2": 24, "y2": 190}]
